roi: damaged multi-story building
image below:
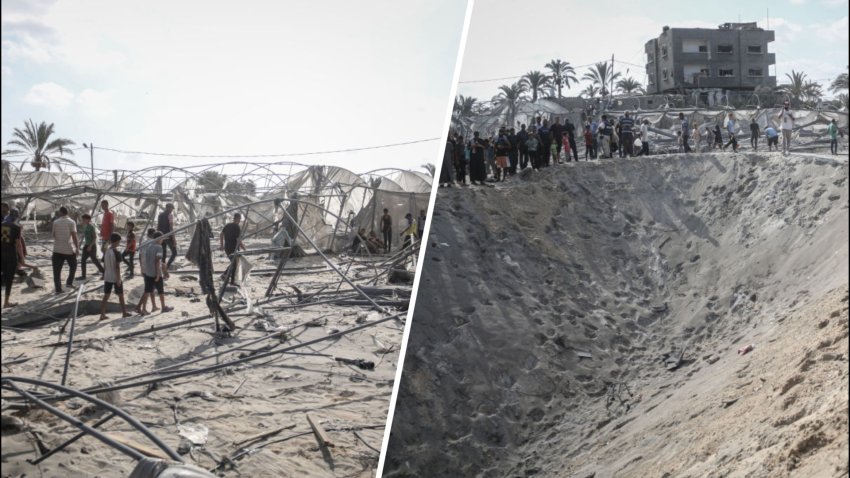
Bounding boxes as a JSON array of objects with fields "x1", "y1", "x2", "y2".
[{"x1": 645, "y1": 22, "x2": 777, "y2": 96}]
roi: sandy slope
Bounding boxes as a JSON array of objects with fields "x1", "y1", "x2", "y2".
[
  {"x1": 1, "y1": 248, "x2": 404, "y2": 478},
  {"x1": 384, "y1": 152, "x2": 848, "y2": 477}
]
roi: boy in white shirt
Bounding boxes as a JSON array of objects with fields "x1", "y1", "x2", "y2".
[{"x1": 100, "y1": 233, "x2": 131, "y2": 320}]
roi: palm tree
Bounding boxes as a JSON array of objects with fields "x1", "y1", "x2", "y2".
[
  {"x1": 3, "y1": 120, "x2": 76, "y2": 172},
  {"x1": 453, "y1": 95, "x2": 479, "y2": 121},
  {"x1": 420, "y1": 163, "x2": 436, "y2": 177},
  {"x1": 579, "y1": 84, "x2": 600, "y2": 99},
  {"x1": 545, "y1": 59, "x2": 578, "y2": 98},
  {"x1": 582, "y1": 62, "x2": 621, "y2": 97},
  {"x1": 520, "y1": 70, "x2": 551, "y2": 102},
  {"x1": 493, "y1": 82, "x2": 528, "y2": 126},
  {"x1": 779, "y1": 71, "x2": 824, "y2": 108},
  {"x1": 616, "y1": 77, "x2": 644, "y2": 95},
  {"x1": 830, "y1": 72, "x2": 848, "y2": 93},
  {"x1": 198, "y1": 170, "x2": 228, "y2": 194}
]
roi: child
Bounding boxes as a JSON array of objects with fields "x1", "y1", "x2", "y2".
[
  {"x1": 135, "y1": 230, "x2": 173, "y2": 315},
  {"x1": 80, "y1": 214, "x2": 104, "y2": 279},
  {"x1": 692, "y1": 126, "x2": 702, "y2": 152},
  {"x1": 677, "y1": 131, "x2": 684, "y2": 153},
  {"x1": 713, "y1": 125, "x2": 723, "y2": 149},
  {"x1": 560, "y1": 132, "x2": 569, "y2": 163},
  {"x1": 583, "y1": 125, "x2": 593, "y2": 161},
  {"x1": 122, "y1": 221, "x2": 137, "y2": 278},
  {"x1": 100, "y1": 233, "x2": 131, "y2": 320}
]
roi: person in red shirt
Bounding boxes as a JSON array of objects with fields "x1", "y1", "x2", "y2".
[
  {"x1": 100, "y1": 200, "x2": 114, "y2": 257},
  {"x1": 122, "y1": 221, "x2": 137, "y2": 278},
  {"x1": 583, "y1": 125, "x2": 594, "y2": 161}
]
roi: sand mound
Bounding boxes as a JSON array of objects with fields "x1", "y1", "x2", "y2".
[{"x1": 385, "y1": 153, "x2": 849, "y2": 477}]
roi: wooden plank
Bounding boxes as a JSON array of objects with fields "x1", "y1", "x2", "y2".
[
  {"x1": 103, "y1": 432, "x2": 171, "y2": 460},
  {"x1": 305, "y1": 412, "x2": 334, "y2": 448}
]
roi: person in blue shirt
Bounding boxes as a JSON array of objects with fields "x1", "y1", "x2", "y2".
[
  {"x1": 764, "y1": 126, "x2": 779, "y2": 152},
  {"x1": 723, "y1": 113, "x2": 739, "y2": 152}
]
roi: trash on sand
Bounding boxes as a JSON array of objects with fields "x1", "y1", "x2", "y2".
[
  {"x1": 177, "y1": 423, "x2": 209, "y2": 454},
  {"x1": 662, "y1": 348, "x2": 686, "y2": 370},
  {"x1": 335, "y1": 357, "x2": 375, "y2": 370},
  {"x1": 738, "y1": 343, "x2": 755, "y2": 355}
]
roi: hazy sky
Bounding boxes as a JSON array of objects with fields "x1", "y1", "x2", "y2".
[
  {"x1": 1, "y1": 0, "x2": 468, "y2": 175},
  {"x1": 457, "y1": 0, "x2": 848, "y2": 102}
]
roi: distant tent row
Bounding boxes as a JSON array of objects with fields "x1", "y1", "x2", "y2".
[{"x1": 1, "y1": 161, "x2": 432, "y2": 254}]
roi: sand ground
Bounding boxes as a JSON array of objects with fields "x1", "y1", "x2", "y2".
[
  {"x1": 385, "y1": 151, "x2": 848, "y2": 477},
  {"x1": 2, "y1": 238, "x2": 407, "y2": 477}
]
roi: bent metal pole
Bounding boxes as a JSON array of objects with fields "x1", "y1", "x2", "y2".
[{"x1": 279, "y1": 206, "x2": 390, "y2": 315}]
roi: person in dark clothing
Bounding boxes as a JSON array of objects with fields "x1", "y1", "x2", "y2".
[
  {"x1": 713, "y1": 125, "x2": 723, "y2": 149},
  {"x1": 507, "y1": 127, "x2": 519, "y2": 175},
  {"x1": 122, "y1": 221, "x2": 137, "y2": 278},
  {"x1": 157, "y1": 203, "x2": 177, "y2": 269},
  {"x1": 749, "y1": 118, "x2": 760, "y2": 151},
  {"x1": 550, "y1": 117, "x2": 564, "y2": 163},
  {"x1": 380, "y1": 209, "x2": 393, "y2": 253},
  {"x1": 470, "y1": 131, "x2": 487, "y2": 184},
  {"x1": 1, "y1": 208, "x2": 24, "y2": 308},
  {"x1": 619, "y1": 111, "x2": 635, "y2": 158},
  {"x1": 679, "y1": 112, "x2": 692, "y2": 153},
  {"x1": 453, "y1": 134, "x2": 466, "y2": 185},
  {"x1": 220, "y1": 213, "x2": 246, "y2": 285},
  {"x1": 440, "y1": 138, "x2": 454, "y2": 186},
  {"x1": 79, "y1": 213, "x2": 104, "y2": 279},
  {"x1": 564, "y1": 119, "x2": 579, "y2": 161},
  {"x1": 537, "y1": 120, "x2": 552, "y2": 168},
  {"x1": 583, "y1": 125, "x2": 594, "y2": 160},
  {"x1": 517, "y1": 124, "x2": 530, "y2": 170}
]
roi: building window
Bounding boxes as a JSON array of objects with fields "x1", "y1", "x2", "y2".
[
  {"x1": 698, "y1": 45, "x2": 708, "y2": 53},
  {"x1": 717, "y1": 44, "x2": 734, "y2": 54},
  {"x1": 647, "y1": 52, "x2": 655, "y2": 63},
  {"x1": 748, "y1": 68, "x2": 763, "y2": 77},
  {"x1": 718, "y1": 68, "x2": 735, "y2": 77},
  {"x1": 661, "y1": 45, "x2": 668, "y2": 58},
  {"x1": 662, "y1": 69, "x2": 669, "y2": 80},
  {"x1": 700, "y1": 68, "x2": 711, "y2": 77},
  {"x1": 747, "y1": 45, "x2": 763, "y2": 54}
]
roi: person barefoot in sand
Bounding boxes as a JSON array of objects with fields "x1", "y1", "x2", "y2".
[{"x1": 100, "y1": 233, "x2": 131, "y2": 320}]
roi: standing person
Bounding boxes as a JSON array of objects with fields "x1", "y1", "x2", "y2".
[
  {"x1": 589, "y1": 118, "x2": 599, "y2": 159},
  {"x1": 777, "y1": 100, "x2": 795, "y2": 155},
  {"x1": 637, "y1": 119, "x2": 651, "y2": 156},
  {"x1": 79, "y1": 214, "x2": 104, "y2": 279},
  {"x1": 583, "y1": 125, "x2": 593, "y2": 160},
  {"x1": 550, "y1": 117, "x2": 564, "y2": 163},
  {"x1": 827, "y1": 118, "x2": 839, "y2": 155},
  {"x1": 380, "y1": 208, "x2": 393, "y2": 253},
  {"x1": 599, "y1": 115, "x2": 612, "y2": 158},
  {"x1": 220, "y1": 213, "x2": 246, "y2": 285},
  {"x1": 677, "y1": 131, "x2": 684, "y2": 153},
  {"x1": 750, "y1": 118, "x2": 761, "y2": 151},
  {"x1": 679, "y1": 112, "x2": 692, "y2": 153},
  {"x1": 136, "y1": 230, "x2": 172, "y2": 314},
  {"x1": 764, "y1": 125, "x2": 779, "y2": 152},
  {"x1": 1, "y1": 209, "x2": 24, "y2": 308},
  {"x1": 619, "y1": 111, "x2": 635, "y2": 158},
  {"x1": 99, "y1": 200, "x2": 114, "y2": 257},
  {"x1": 692, "y1": 125, "x2": 702, "y2": 153},
  {"x1": 507, "y1": 127, "x2": 519, "y2": 176},
  {"x1": 525, "y1": 131, "x2": 540, "y2": 170},
  {"x1": 1, "y1": 203, "x2": 8, "y2": 222},
  {"x1": 51, "y1": 206, "x2": 79, "y2": 294},
  {"x1": 100, "y1": 233, "x2": 130, "y2": 320},
  {"x1": 713, "y1": 125, "x2": 724, "y2": 149},
  {"x1": 517, "y1": 124, "x2": 530, "y2": 170},
  {"x1": 157, "y1": 203, "x2": 177, "y2": 270},
  {"x1": 560, "y1": 132, "x2": 570, "y2": 163},
  {"x1": 723, "y1": 113, "x2": 738, "y2": 152},
  {"x1": 400, "y1": 213, "x2": 417, "y2": 249},
  {"x1": 122, "y1": 221, "x2": 137, "y2": 278},
  {"x1": 470, "y1": 131, "x2": 487, "y2": 184},
  {"x1": 565, "y1": 118, "x2": 579, "y2": 161},
  {"x1": 440, "y1": 138, "x2": 454, "y2": 187},
  {"x1": 454, "y1": 133, "x2": 467, "y2": 186},
  {"x1": 538, "y1": 119, "x2": 552, "y2": 168},
  {"x1": 495, "y1": 128, "x2": 511, "y2": 181},
  {"x1": 484, "y1": 136, "x2": 496, "y2": 180},
  {"x1": 417, "y1": 209, "x2": 426, "y2": 239}
]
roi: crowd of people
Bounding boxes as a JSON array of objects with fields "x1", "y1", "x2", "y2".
[
  {"x1": 0, "y1": 201, "x2": 253, "y2": 320},
  {"x1": 350, "y1": 208, "x2": 424, "y2": 255},
  {"x1": 440, "y1": 101, "x2": 838, "y2": 186}
]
